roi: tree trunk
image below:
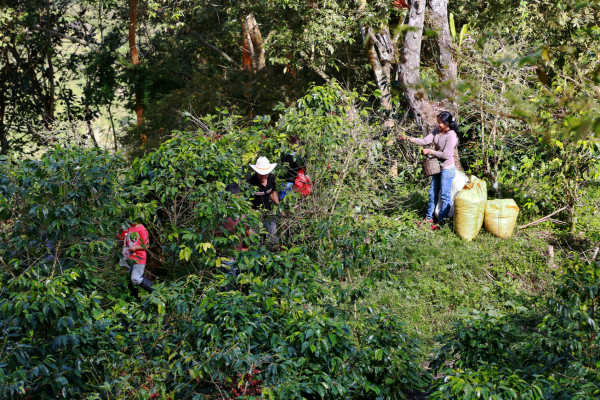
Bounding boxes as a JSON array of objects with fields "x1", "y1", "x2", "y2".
[
  {"x1": 358, "y1": 0, "x2": 395, "y2": 129},
  {"x1": 129, "y1": 0, "x2": 146, "y2": 144},
  {"x1": 108, "y1": 102, "x2": 118, "y2": 152},
  {"x1": 84, "y1": 105, "x2": 99, "y2": 148},
  {"x1": 241, "y1": 14, "x2": 266, "y2": 72},
  {"x1": 366, "y1": 30, "x2": 395, "y2": 129},
  {"x1": 395, "y1": 0, "x2": 463, "y2": 171},
  {"x1": 429, "y1": 0, "x2": 457, "y2": 105},
  {"x1": 0, "y1": 48, "x2": 8, "y2": 155},
  {"x1": 568, "y1": 204, "x2": 577, "y2": 233},
  {"x1": 397, "y1": 0, "x2": 438, "y2": 136},
  {"x1": 429, "y1": 0, "x2": 462, "y2": 170},
  {"x1": 0, "y1": 101, "x2": 8, "y2": 156},
  {"x1": 44, "y1": 0, "x2": 55, "y2": 128}
]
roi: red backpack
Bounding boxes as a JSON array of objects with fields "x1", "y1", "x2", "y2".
[{"x1": 293, "y1": 168, "x2": 312, "y2": 196}]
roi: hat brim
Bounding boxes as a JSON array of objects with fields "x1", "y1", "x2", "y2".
[{"x1": 250, "y1": 163, "x2": 277, "y2": 175}]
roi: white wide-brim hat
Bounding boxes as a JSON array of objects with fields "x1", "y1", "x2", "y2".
[{"x1": 250, "y1": 156, "x2": 277, "y2": 175}]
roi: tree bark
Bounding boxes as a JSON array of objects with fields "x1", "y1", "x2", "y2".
[
  {"x1": 366, "y1": 30, "x2": 395, "y2": 129},
  {"x1": 395, "y1": 0, "x2": 463, "y2": 170},
  {"x1": 429, "y1": 0, "x2": 457, "y2": 106},
  {"x1": 0, "y1": 46, "x2": 11, "y2": 155},
  {"x1": 129, "y1": 0, "x2": 145, "y2": 144},
  {"x1": 241, "y1": 14, "x2": 266, "y2": 72},
  {"x1": 397, "y1": 0, "x2": 438, "y2": 136},
  {"x1": 44, "y1": 0, "x2": 55, "y2": 127},
  {"x1": 0, "y1": 100, "x2": 8, "y2": 156},
  {"x1": 358, "y1": 0, "x2": 395, "y2": 129},
  {"x1": 429, "y1": 0, "x2": 462, "y2": 170}
]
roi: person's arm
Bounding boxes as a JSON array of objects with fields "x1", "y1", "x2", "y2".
[
  {"x1": 429, "y1": 131, "x2": 458, "y2": 160},
  {"x1": 269, "y1": 174, "x2": 279, "y2": 205},
  {"x1": 410, "y1": 132, "x2": 434, "y2": 146},
  {"x1": 270, "y1": 190, "x2": 280, "y2": 205}
]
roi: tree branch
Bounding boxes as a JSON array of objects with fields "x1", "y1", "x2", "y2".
[
  {"x1": 518, "y1": 206, "x2": 568, "y2": 230},
  {"x1": 33, "y1": 24, "x2": 100, "y2": 53},
  {"x1": 191, "y1": 31, "x2": 241, "y2": 69},
  {"x1": 32, "y1": 24, "x2": 125, "y2": 67},
  {"x1": 299, "y1": 51, "x2": 332, "y2": 83},
  {"x1": 263, "y1": 30, "x2": 274, "y2": 47}
]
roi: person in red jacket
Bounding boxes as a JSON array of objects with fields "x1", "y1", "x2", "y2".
[{"x1": 118, "y1": 219, "x2": 153, "y2": 298}]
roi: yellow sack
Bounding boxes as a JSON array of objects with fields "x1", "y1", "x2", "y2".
[
  {"x1": 484, "y1": 199, "x2": 519, "y2": 238},
  {"x1": 454, "y1": 176, "x2": 487, "y2": 241}
]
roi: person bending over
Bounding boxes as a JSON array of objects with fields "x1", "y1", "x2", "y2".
[{"x1": 118, "y1": 213, "x2": 153, "y2": 298}]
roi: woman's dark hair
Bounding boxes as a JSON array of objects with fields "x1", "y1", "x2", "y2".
[{"x1": 437, "y1": 111, "x2": 459, "y2": 135}]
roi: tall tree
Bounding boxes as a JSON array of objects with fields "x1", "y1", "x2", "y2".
[
  {"x1": 129, "y1": 0, "x2": 146, "y2": 146},
  {"x1": 0, "y1": 1, "x2": 64, "y2": 154},
  {"x1": 394, "y1": 0, "x2": 462, "y2": 168}
]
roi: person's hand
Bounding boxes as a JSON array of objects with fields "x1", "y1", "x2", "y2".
[
  {"x1": 398, "y1": 134, "x2": 407, "y2": 141},
  {"x1": 422, "y1": 148, "x2": 430, "y2": 155}
]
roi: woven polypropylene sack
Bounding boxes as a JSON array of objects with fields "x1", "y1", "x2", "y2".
[
  {"x1": 453, "y1": 176, "x2": 487, "y2": 241},
  {"x1": 484, "y1": 199, "x2": 519, "y2": 238}
]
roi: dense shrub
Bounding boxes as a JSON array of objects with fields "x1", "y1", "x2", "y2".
[
  {"x1": 130, "y1": 133, "x2": 263, "y2": 273},
  {"x1": 431, "y1": 258, "x2": 600, "y2": 399},
  {"x1": 2, "y1": 83, "x2": 597, "y2": 399},
  {"x1": 0, "y1": 98, "x2": 428, "y2": 398},
  {"x1": 0, "y1": 249, "x2": 427, "y2": 399},
  {"x1": 0, "y1": 147, "x2": 124, "y2": 276}
]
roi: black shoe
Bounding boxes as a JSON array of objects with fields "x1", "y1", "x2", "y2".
[{"x1": 139, "y1": 277, "x2": 153, "y2": 294}]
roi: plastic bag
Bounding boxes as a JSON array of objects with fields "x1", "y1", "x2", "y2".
[
  {"x1": 293, "y1": 168, "x2": 312, "y2": 196},
  {"x1": 434, "y1": 169, "x2": 470, "y2": 218},
  {"x1": 453, "y1": 176, "x2": 487, "y2": 241},
  {"x1": 484, "y1": 199, "x2": 519, "y2": 238}
]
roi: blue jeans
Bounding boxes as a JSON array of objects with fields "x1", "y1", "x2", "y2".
[{"x1": 427, "y1": 166, "x2": 456, "y2": 223}]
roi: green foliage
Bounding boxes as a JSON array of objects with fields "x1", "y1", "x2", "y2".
[
  {"x1": 1, "y1": 71, "x2": 599, "y2": 399},
  {"x1": 0, "y1": 147, "x2": 123, "y2": 275},
  {"x1": 431, "y1": 258, "x2": 600, "y2": 399},
  {"x1": 0, "y1": 245, "x2": 427, "y2": 399},
  {"x1": 131, "y1": 132, "x2": 262, "y2": 270},
  {"x1": 0, "y1": 103, "x2": 430, "y2": 398}
]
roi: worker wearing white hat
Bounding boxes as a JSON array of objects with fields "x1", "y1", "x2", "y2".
[
  {"x1": 247, "y1": 156, "x2": 279, "y2": 245},
  {"x1": 250, "y1": 156, "x2": 277, "y2": 175}
]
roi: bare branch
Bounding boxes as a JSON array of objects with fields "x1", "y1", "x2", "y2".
[
  {"x1": 263, "y1": 30, "x2": 274, "y2": 47},
  {"x1": 299, "y1": 51, "x2": 332, "y2": 83},
  {"x1": 33, "y1": 24, "x2": 100, "y2": 53},
  {"x1": 191, "y1": 31, "x2": 241, "y2": 69},
  {"x1": 32, "y1": 24, "x2": 125, "y2": 67},
  {"x1": 518, "y1": 206, "x2": 568, "y2": 230}
]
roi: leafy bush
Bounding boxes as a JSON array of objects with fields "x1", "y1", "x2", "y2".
[
  {"x1": 0, "y1": 113, "x2": 428, "y2": 399},
  {"x1": 131, "y1": 133, "x2": 263, "y2": 273},
  {"x1": 0, "y1": 248, "x2": 427, "y2": 399},
  {"x1": 0, "y1": 147, "x2": 124, "y2": 276},
  {"x1": 431, "y1": 258, "x2": 600, "y2": 399}
]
